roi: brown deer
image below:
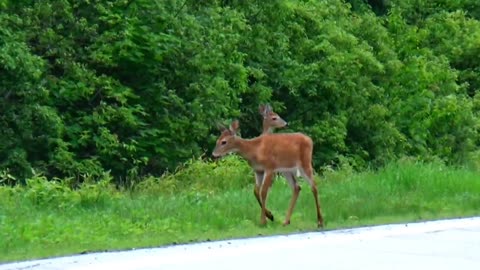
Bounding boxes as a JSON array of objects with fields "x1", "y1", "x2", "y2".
[
  {"x1": 258, "y1": 104, "x2": 287, "y2": 134},
  {"x1": 212, "y1": 120, "x2": 324, "y2": 228},
  {"x1": 254, "y1": 104, "x2": 288, "y2": 221}
]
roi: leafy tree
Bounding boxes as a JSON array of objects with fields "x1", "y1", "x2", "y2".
[{"x1": 1, "y1": 0, "x2": 479, "y2": 184}]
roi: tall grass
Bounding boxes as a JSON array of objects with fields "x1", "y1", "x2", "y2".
[{"x1": 1, "y1": 156, "x2": 479, "y2": 262}]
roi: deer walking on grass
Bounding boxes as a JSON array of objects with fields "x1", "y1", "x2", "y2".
[
  {"x1": 212, "y1": 119, "x2": 324, "y2": 228},
  {"x1": 255, "y1": 104, "x2": 302, "y2": 223}
]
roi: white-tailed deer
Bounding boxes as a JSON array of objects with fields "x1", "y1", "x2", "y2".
[
  {"x1": 258, "y1": 104, "x2": 287, "y2": 134},
  {"x1": 255, "y1": 104, "x2": 296, "y2": 223},
  {"x1": 212, "y1": 120, "x2": 324, "y2": 228}
]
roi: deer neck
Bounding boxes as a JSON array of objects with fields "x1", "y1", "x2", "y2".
[
  {"x1": 262, "y1": 121, "x2": 273, "y2": 135},
  {"x1": 232, "y1": 136, "x2": 261, "y2": 161},
  {"x1": 262, "y1": 126, "x2": 273, "y2": 134}
]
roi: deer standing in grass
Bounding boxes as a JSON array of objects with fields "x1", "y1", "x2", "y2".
[
  {"x1": 253, "y1": 104, "x2": 288, "y2": 222},
  {"x1": 212, "y1": 119, "x2": 324, "y2": 228},
  {"x1": 255, "y1": 104, "x2": 299, "y2": 223}
]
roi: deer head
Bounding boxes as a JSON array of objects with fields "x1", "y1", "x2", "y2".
[
  {"x1": 259, "y1": 104, "x2": 287, "y2": 133},
  {"x1": 212, "y1": 120, "x2": 239, "y2": 158}
]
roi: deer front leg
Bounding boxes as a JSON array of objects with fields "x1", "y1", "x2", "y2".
[
  {"x1": 254, "y1": 171, "x2": 274, "y2": 221},
  {"x1": 259, "y1": 170, "x2": 274, "y2": 226}
]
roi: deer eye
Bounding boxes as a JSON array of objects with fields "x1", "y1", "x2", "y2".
[
  {"x1": 272, "y1": 117, "x2": 277, "y2": 121},
  {"x1": 221, "y1": 140, "x2": 227, "y2": 145}
]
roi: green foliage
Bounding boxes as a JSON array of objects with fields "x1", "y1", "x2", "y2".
[
  {"x1": 136, "y1": 155, "x2": 251, "y2": 195},
  {"x1": 1, "y1": 0, "x2": 480, "y2": 183},
  {"x1": 11, "y1": 171, "x2": 117, "y2": 209},
  {"x1": 389, "y1": 0, "x2": 480, "y2": 22},
  {"x1": 23, "y1": 175, "x2": 77, "y2": 207},
  {"x1": 1, "y1": 160, "x2": 480, "y2": 262}
]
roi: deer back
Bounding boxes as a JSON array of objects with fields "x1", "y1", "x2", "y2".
[{"x1": 237, "y1": 133, "x2": 313, "y2": 171}]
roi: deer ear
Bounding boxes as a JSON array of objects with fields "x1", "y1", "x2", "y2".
[
  {"x1": 265, "y1": 104, "x2": 272, "y2": 113},
  {"x1": 259, "y1": 104, "x2": 271, "y2": 118},
  {"x1": 230, "y1": 120, "x2": 240, "y2": 134},
  {"x1": 258, "y1": 104, "x2": 266, "y2": 115}
]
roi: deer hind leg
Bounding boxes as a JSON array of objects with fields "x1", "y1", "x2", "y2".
[
  {"x1": 282, "y1": 172, "x2": 301, "y2": 226},
  {"x1": 259, "y1": 171, "x2": 274, "y2": 226},
  {"x1": 300, "y1": 166, "x2": 324, "y2": 228},
  {"x1": 254, "y1": 171, "x2": 274, "y2": 221}
]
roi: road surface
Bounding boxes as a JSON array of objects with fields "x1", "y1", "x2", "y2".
[{"x1": 1, "y1": 217, "x2": 479, "y2": 270}]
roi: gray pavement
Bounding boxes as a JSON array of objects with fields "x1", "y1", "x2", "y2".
[{"x1": 1, "y1": 217, "x2": 479, "y2": 270}]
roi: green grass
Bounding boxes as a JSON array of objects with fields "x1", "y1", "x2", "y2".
[{"x1": 1, "y1": 158, "x2": 480, "y2": 263}]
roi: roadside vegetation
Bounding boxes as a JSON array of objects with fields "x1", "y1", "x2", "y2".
[{"x1": 1, "y1": 157, "x2": 479, "y2": 262}]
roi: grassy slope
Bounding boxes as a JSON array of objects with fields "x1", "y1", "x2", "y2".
[{"x1": 1, "y1": 159, "x2": 479, "y2": 262}]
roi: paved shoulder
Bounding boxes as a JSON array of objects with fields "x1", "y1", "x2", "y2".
[{"x1": 2, "y1": 217, "x2": 480, "y2": 270}]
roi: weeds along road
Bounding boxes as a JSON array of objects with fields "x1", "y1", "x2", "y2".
[{"x1": 1, "y1": 217, "x2": 480, "y2": 270}]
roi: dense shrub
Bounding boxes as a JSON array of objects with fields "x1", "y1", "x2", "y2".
[{"x1": 1, "y1": 0, "x2": 479, "y2": 184}]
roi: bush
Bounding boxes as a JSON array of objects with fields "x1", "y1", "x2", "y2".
[
  {"x1": 136, "y1": 155, "x2": 252, "y2": 196},
  {"x1": 1, "y1": 0, "x2": 479, "y2": 184}
]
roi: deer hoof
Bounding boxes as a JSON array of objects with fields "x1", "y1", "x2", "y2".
[{"x1": 266, "y1": 211, "x2": 274, "y2": 221}]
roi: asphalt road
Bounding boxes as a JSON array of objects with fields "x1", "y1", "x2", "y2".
[{"x1": 1, "y1": 217, "x2": 479, "y2": 270}]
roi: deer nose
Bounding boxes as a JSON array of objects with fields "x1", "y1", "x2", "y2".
[{"x1": 212, "y1": 154, "x2": 221, "y2": 161}]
